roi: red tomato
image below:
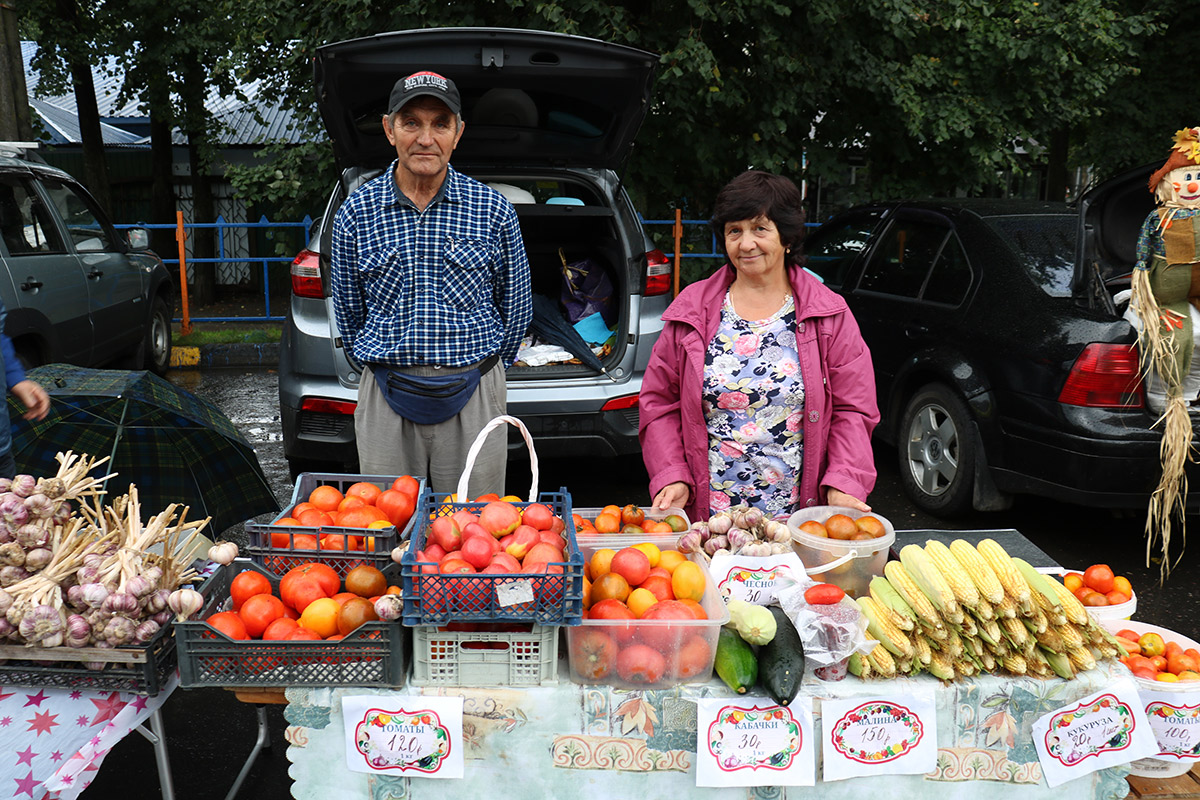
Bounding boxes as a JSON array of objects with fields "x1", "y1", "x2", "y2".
[
  {"x1": 616, "y1": 644, "x2": 666, "y2": 684},
  {"x1": 230, "y1": 570, "x2": 272, "y2": 612},
  {"x1": 671, "y1": 634, "x2": 714, "y2": 680},
  {"x1": 638, "y1": 599, "x2": 696, "y2": 650},
  {"x1": 376, "y1": 489, "x2": 416, "y2": 530},
  {"x1": 804, "y1": 583, "x2": 846, "y2": 605},
  {"x1": 286, "y1": 627, "x2": 324, "y2": 641},
  {"x1": 391, "y1": 475, "x2": 420, "y2": 499},
  {"x1": 588, "y1": 598, "x2": 637, "y2": 644},
  {"x1": 206, "y1": 611, "x2": 249, "y2": 640},
  {"x1": 238, "y1": 593, "x2": 287, "y2": 638},
  {"x1": 1083, "y1": 564, "x2": 1116, "y2": 594},
  {"x1": 262, "y1": 617, "x2": 300, "y2": 640},
  {"x1": 569, "y1": 628, "x2": 618, "y2": 681}
]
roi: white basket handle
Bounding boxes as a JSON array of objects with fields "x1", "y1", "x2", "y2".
[
  {"x1": 803, "y1": 550, "x2": 859, "y2": 577},
  {"x1": 456, "y1": 415, "x2": 539, "y2": 503}
]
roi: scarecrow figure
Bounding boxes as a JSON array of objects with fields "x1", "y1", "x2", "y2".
[{"x1": 1131, "y1": 126, "x2": 1200, "y2": 578}]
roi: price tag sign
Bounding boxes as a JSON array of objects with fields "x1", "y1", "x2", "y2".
[
  {"x1": 1032, "y1": 679, "x2": 1156, "y2": 787},
  {"x1": 821, "y1": 690, "x2": 937, "y2": 782},
  {"x1": 495, "y1": 578, "x2": 535, "y2": 608},
  {"x1": 1139, "y1": 689, "x2": 1200, "y2": 761},
  {"x1": 694, "y1": 697, "x2": 815, "y2": 787},
  {"x1": 342, "y1": 695, "x2": 463, "y2": 778},
  {"x1": 710, "y1": 552, "x2": 806, "y2": 605}
]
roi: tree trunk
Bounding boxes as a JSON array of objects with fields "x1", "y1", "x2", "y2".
[
  {"x1": 68, "y1": 54, "x2": 112, "y2": 215},
  {"x1": 0, "y1": 1, "x2": 34, "y2": 142}
]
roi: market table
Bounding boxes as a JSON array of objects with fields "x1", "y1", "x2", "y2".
[{"x1": 274, "y1": 528, "x2": 1139, "y2": 800}]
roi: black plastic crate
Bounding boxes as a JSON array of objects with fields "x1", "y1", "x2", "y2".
[
  {"x1": 244, "y1": 472, "x2": 423, "y2": 579},
  {"x1": 0, "y1": 618, "x2": 178, "y2": 696},
  {"x1": 176, "y1": 561, "x2": 407, "y2": 688},
  {"x1": 399, "y1": 489, "x2": 584, "y2": 626}
]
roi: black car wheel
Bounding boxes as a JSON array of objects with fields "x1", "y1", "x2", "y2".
[
  {"x1": 144, "y1": 296, "x2": 172, "y2": 375},
  {"x1": 898, "y1": 383, "x2": 976, "y2": 516}
]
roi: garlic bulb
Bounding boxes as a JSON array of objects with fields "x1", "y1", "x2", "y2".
[
  {"x1": 208, "y1": 541, "x2": 238, "y2": 565},
  {"x1": 167, "y1": 588, "x2": 204, "y2": 621},
  {"x1": 374, "y1": 594, "x2": 404, "y2": 622}
]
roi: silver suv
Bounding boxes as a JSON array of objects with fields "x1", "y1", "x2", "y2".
[
  {"x1": 279, "y1": 28, "x2": 671, "y2": 476},
  {"x1": 0, "y1": 153, "x2": 173, "y2": 373}
]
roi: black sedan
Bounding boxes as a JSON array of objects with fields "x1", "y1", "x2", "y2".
[{"x1": 802, "y1": 169, "x2": 1190, "y2": 517}]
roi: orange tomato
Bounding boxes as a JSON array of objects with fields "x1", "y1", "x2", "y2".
[
  {"x1": 273, "y1": 517, "x2": 301, "y2": 527},
  {"x1": 589, "y1": 548, "x2": 616, "y2": 578},
  {"x1": 670, "y1": 560, "x2": 707, "y2": 603},
  {"x1": 206, "y1": 611, "x2": 249, "y2": 640},
  {"x1": 1063, "y1": 572, "x2": 1084, "y2": 593},
  {"x1": 657, "y1": 550, "x2": 687, "y2": 574},
  {"x1": 337, "y1": 495, "x2": 368, "y2": 514},
  {"x1": 291, "y1": 502, "x2": 317, "y2": 519},
  {"x1": 1082, "y1": 564, "x2": 1115, "y2": 594},
  {"x1": 593, "y1": 512, "x2": 620, "y2": 534},
  {"x1": 307, "y1": 485, "x2": 345, "y2": 513},
  {"x1": 392, "y1": 474, "x2": 420, "y2": 498},
  {"x1": 376, "y1": 489, "x2": 415, "y2": 529},
  {"x1": 627, "y1": 587, "x2": 658, "y2": 617},
  {"x1": 297, "y1": 508, "x2": 334, "y2": 527},
  {"x1": 1168, "y1": 652, "x2": 1199, "y2": 675},
  {"x1": 337, "y1": 506, "x2": 389, "y2": 529},
  {"x1": 590, "y1": 572, "x2": 631, "y2": 604},
  {"x1": 346, "y1": 481, "x2": 383, "y2": 505},
  {"x1": 298, "y1": 597, "x2": 341, "y2": 638},
  {"x1": 1105, "y1": 590, "x2": 1131, "y2": 605},
  {"x1": 1113, "y1": 575, "x2": 1133, "y2": 596},
  {"x1": 291, "y1": 534, "x2": 320, "y2": 551},
  {"x1": 230, "y1": 570, "x2": 272, "y2": 612},
  {"x1": 238, "y1": 593, "x2": 286, "y2": 638}
]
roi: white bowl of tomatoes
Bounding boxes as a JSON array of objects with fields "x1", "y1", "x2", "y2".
[{"x1": 1040, "y1": 564, "x2": 1136, "y2": 622}]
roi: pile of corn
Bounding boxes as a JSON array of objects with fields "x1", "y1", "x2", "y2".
[{"x1": 849, "y1": 538, "x2": 1122, "y2": 681}]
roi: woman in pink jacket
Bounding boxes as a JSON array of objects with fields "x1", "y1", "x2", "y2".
[{"x1": 639, "y1": 171, "x2": 879, "y2": 523}]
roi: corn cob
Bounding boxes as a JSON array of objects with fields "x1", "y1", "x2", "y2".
[
  {"x1": 868, "y1": 643, "x2": 898, "y2": 678},
  {"x1": 1029, "y1": 608, "x2": 1049, "y2": 634},
  {"x1": 1055, "y1": 623, "x2": 1085, "y2": 651},
  {"x1": 957, "y1": 613, "x2": 978, "y2": 638},
  {"x1": 1013, "y1": 557, "x2": 1065, "y2": 616},
  {"x1": 884, "y1": 561, "x2": 948, "y2": 636},
  {"x1": 928, "y1": 648, "x2": 955, "y2": 680},
  {"x1": 993, "y1": 594, "x2": 1019, "y2": 619},
  {"x1": 897, "y1": 655, "x2": 916, "y2": 675},
  {"x1": 1035, "y1": 626, "x2": 1066, "y2": 653},
  {"x1": 869, "y1": 576, "x2": 917, "y2": 632},
  {"x1": 899, "y1": 544, "x2": 964, "y2": 623},
  {"x1": 914, "y1": 634, "x2": 933, "y2": 666},
  {"x1": 979, "y1": 650, "x2": 997, "y2": 671},
  {"x1": 948, "y1": 539, "x2": 1006, "y2": 604},
  {"x1": 925, "y1": 539, "x2": 981, "y2": 609},
  {"x1": 954, "y1": 658, "x2": 978, "y2": 679},
  {"x1": 976, "y1": 539, "x2": 1033, "y2": 614},
  {"x1": 1046, "y1": 577, "x2": 1090, "y2": 626},
  {"x1": 857, "y1": 596, "x2": 915, "y2": 659},
  {"x1": 973, "y1": 595, "x2": 996, "y2": 622},
  {"x1": 944, "y1": 627, "x2": 965, "y2": 660},
  {"x1": 1068, "y1": 646, "x2": 1097, "y2": 673},
  {"x1": 848, "y1": 652, "x2": 871, "y2": 678},
  {"x1": 1000, "y1": 616, "x2": 1029, "y2": 648},
  {"x1": 977, "y1": 618, "x2": 1002, "y2": 647},
  {"x1": 1041, "y1": 647, "x2": 1075, "y2": 680},
  {"x1": 1001, "y1": 652, "x2": 1028, "y2": 675}
]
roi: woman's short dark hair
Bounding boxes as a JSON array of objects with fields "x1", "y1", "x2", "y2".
[{"x1": 710, "y1": 170, "x2": 807, "y2": 268}]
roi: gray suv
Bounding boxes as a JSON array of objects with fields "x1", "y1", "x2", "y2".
[
  {"x1": 279, "y1": 28, "x2": 671, "y2": 476},
  {"x1": 0, "y1": 153, "x2": 173, "y2": 374}
]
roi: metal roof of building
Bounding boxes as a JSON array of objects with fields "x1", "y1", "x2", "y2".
[{"x1": 21, "y1": 41, "x2": 309, "y2": 147}]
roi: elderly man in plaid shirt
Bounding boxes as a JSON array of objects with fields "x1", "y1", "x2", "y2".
[{"x1": 331, "y1": 71, "x2": 532, "y2": 498}]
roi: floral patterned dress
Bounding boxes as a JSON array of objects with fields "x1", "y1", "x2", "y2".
[{"x1": 704, "y1": 290, "x2": 804, "y2": 518}]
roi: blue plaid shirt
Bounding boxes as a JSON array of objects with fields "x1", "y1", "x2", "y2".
[{"x1": 330, "y1": 163, "x2": 532, "y2": 368}]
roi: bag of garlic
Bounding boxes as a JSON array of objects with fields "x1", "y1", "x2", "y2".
[{"x1": 685, "y1": 505, "x2": 806, "y2": 607}]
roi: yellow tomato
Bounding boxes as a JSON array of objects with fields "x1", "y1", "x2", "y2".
[
  {"x1": 631, "y1": 542, "x2": 661, "y2": 568},
  {"x1": 1156, "y1": 672, "x2": 1180, "y2": 682},
  {"x1": 657, "y1": 550, "x2": 687, "y2": 574},
  {"x1": 590, "y1": 548, "x2": 616, "y2": 578},
  {"x1": 297, "y1": 597, "x2": 340, "y2": 639},
  {"x1": 627, "y1": 587, "x2": 658, "y2": 618},
  {"x1": 671, "y1": 560, "x2": 707, "y2": 603}
]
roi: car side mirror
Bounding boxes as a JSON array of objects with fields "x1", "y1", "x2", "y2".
[{"x1": 126, "y1": 227, "x2": 150, "y2": 250}]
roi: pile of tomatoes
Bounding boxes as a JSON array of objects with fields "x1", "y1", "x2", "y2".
[
  {"x1": 571, "y1": 541, "x2": 713, "y2": 685},
  {"x1": 575, "y1": 504, "x2": 689, "y2": 535},
  {"x1": 1063, "y1": 563, "x2": 1133, "y2": 607},
  {"x1": 411, "y1": 500, "x2": 571, "y2": 616},
  {"x1": 1113, "y1": 628, "x2": 1200, "y2": 682},
  {"x1": 205, "y1": 562, "x2": 398, "y2": 642},
  {"x1": 269, "y1": 476, "x2": 421, "y2": 551}
]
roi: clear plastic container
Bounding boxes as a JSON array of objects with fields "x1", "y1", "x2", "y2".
[
  {"x1": 568, "y1": 531, "x2": 728, "y2": 689},
  {"x1": 786, "y1": 506, "x2": 895, "y2": 598}
]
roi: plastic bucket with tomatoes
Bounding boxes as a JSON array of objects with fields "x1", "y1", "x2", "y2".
[
  {"x1": 1038, "y1": 567, "x2": 1136, "y2": 622},
  {"x1": 569, "y1": 531, "x2": 729, "y2": 689},
  {"x1": 786, "y1": 507, "x2": 895, "y2": 599},
  {"x1": 1102, "y1": 619, "x2": 1200, "y2": 778}
]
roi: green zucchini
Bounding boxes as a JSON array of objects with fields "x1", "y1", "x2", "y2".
[
  {"x1": 759, "y1": 606, "x2": 804, "y2": 706},
  {"x1": 715, "y1": 627, "x2": 758, "y2": 694}
]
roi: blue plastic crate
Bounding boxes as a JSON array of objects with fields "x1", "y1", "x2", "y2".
[{"x1": 399, "y1": 489, "x2": 583, "y2": 626}]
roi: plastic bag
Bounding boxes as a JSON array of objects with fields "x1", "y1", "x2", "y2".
[
  {"x1": 560, "y1": 248, "x2": 616, "y2": 326},
  {"x1": 778, "y1": 581, "x2": 875, "y2": 680}
]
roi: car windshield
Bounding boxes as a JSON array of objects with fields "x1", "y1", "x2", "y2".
[{"x1": 985, "y1": 214, "x2": 1076, "y2": 297}]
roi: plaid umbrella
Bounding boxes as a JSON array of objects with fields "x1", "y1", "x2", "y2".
[{"x1": 8, "y1": 364, "x2": 280, "y2": 534}]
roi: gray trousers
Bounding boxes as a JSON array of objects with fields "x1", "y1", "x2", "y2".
[{"x1": 354, "y1": 360, "x2": 507, "y2": 499}]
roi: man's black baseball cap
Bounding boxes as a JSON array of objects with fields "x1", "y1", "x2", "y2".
[{"x1": 388, "y1": 71, "x2": 462, "y2": 115}]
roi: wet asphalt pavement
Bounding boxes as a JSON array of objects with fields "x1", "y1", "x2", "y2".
[{"x1": 85, "y1": 366, "x2": 1200, "y2": 799}]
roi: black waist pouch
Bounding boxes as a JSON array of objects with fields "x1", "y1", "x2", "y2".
[{"x1": 372, "y1": 355, "x2": 498, "y2": 425}]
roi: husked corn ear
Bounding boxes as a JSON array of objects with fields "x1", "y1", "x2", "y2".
[
  {"x1": 1035, "y1": 626, "x2": 1066, "y2": 653},
  {"x1": 899, "y1": 544, "x2": 964, "y2": 623},
  {"x1": 868, "y1": 644, "x2": 898, "y2": 678},
  {"x1": 1001, "y1": 652, "x2": 1028, "y2": 675},
  {"x1": 957, "y1": 613, "x2": 978, "y2": 638},
  {"x1": 924, "y1": 540, "x2": 981, "y2": 608},
  {"x1": 1040, "y1": 648, "x2": 1075, "y2": 680},
  {"x1": 994, "y1": 595, "x2": 1018, "y2": 619},
  {"x1": 1013, "y1": 558, "x2": 1065, "y2": 616},
  {"x1": 928, "y1": 648, "x2": 955, "y2": 680},
  {"x1": 1029, "y1": 609, "x2": 1049, "y2": 634},
  {"x1": 1056, "y1": 623, "x2": 1085, "y2": 651},
  {"x1": 948, "y1": 539, "x2": 1006, "y2": 604},
  {"x1": 869, "y1": 577, "x2": 917, "y2": 632},
  {"x1": 980, "y1": 650, "x2": 997, "y2": 671},
  {"x1": 977, "y1": 618, "x2": 1002, "y2": 647},
  {"x1": 884, "y1": 561, "x2": 948, "y2": 634},
  {"x1": 945, "y1": 627, "x2": 965, "y2": 660},
  {"x1": 977, "y1": 539, "x2": 1033, "y2": 614},
  {"x1": 848, "y1": 652, "x2": 870, "y2": 678},
  {"x1": 1068, "y1": 646, "x2": 1097, "y2": 673},
  {"x1": 856, "y1": 596, "x2": 915, "y2": 659},
  {"x1": 1046, "y1": 578, "x2": 1090, "y2": 626},
  {"x1": 973, "y1": 596, "x2": 996, "y2": 621},
  {"x1": 1000, "y1": 616, "x2": 1029, "y2": 647},
  {"x1": 954, "y1": 659, "x2": 977, "y2": 679},
  {"x1": 914, "y1": 634, "x2": 933, "y2": 666}
]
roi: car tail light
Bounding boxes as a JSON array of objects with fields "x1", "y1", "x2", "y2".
[
  {"x1": 291, "y1": 248, "x2": 324, "y2": 298},
  {"x1": 602, "y1": 394, "x2": 639, "y2": 411},
  {"x1": 1058, "y1": 343, "x2": 1144, "y2": 408},
  {"x1": 644, "y1": 248, "x2": 672, "y2": 296},
  {"x1": 300, "y1": 397, "x2": 357, "y2": 415}
]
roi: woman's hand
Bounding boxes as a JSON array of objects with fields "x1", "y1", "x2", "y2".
[
  {"x1": 826, "y1": 488, "x2": 870, "y2": 512},
  {"x1": 11, "y1": 380, "x2": 49, "y2": 421},
  {"x1": 652, "y1": 482, "x2": 690, "y2": 512}
]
